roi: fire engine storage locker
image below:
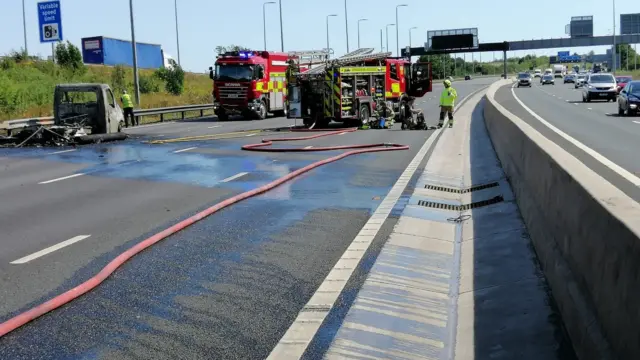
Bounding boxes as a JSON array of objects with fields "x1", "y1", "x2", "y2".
[{"x1": 81, "y1": 36, "x2": 164, "y2": 69}]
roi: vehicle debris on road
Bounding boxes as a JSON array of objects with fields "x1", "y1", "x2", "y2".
[{"x1": 0, "y1": 83, "x2": 128, "y2": 148}]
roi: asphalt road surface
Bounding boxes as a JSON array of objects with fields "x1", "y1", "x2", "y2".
[
  {"x1": 495, "y1": 79, "x2": 640, "y2": 202},
  {"x1": 0, "y1": 77, "x2": 495, "y2": 359}
]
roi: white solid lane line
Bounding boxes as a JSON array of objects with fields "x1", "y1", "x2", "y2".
[
  {"x1": 173, "y1": 147, "x2": 197, "y2": 153},
  {"x1": 11, "y1": 235, "x2": 92, "y2": 264},
  {"x1": 48, "y1": 149, "x2": 77, "y2": 155},
  {"x1": 39, "y1": 173, "x2": 85, "y2": 184},
  {"x1": 510, "y1": 86, "x2": 640, "y2": 187},
  {"x1": 221, "y1": 172, "x2": 249, "y2": 183}
]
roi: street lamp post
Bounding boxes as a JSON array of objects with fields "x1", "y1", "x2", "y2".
[
  {"x1": 278, "y1": 0, "x2": 284, "y2": 51},
  {"x1": 22, "y1": 0, "x2": 28, "y2": 54},
  {"x1": 326, "y1": 14, "x2": 338, "y2": 57},
  {"x1": 380, "y1": 29, "x2": 383, "y2": 51},
  {"x1": 395, "y1": 4, "x2": 408, "y2": 57},
  {"x1": 386, "y1": 24, "x2": 395, "y2": 54},
  {"x1": 612, "y1": 0, "x2": 617, "y2": 74},
  {"x1": 174, "y1": 0, "x2": 180, "y2": 65},
  {"x1": 128, "y1": 0, "x2": 140, "y2": 106},
  {"x1": 344, "y1": 0, "x2": 349, "y2": 52},
  {"x1": 357, "y1": 19, "x2": 368, "y2": 49},
  {"x1": 409, "y1": 26, "x2": 417, "y2": 47},
  {"x1": 263, "y1": 2, "x2": 275, "y2": 51}
]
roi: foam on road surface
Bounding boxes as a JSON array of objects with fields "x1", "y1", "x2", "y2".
[
  {"x1": 494, "y1": 81, "x2": 640, "y2": 201},
  {"x1": 0, "y1": 78, "x2": 495, "y2": 359}
]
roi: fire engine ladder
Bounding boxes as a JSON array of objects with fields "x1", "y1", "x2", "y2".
[
  {"x1": 288, "y1": 50, "x2": 330, "y2": 65},
  {"x1": 341, "y1": 48, "x2": 375, "y2": 58},
  {"x1": 303, "y1": 51, "x2": 392, "y2": 76}
]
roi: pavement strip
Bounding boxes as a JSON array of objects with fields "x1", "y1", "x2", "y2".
[
  {"x1": 38, "y1": 173, "x2": 85, "y2": 184},
  {"x1": 266, "y1": 103, "x2": 449, "y2": 359},
  {"x1": 10, "y1": 235, "x2": 92, "y2": 264},
  {"x1": 220, "y1": 172, "x2": 249, "y2": 183},
  {"x1": 173, "y1": 147, "x2": 197, "y2": 153}
]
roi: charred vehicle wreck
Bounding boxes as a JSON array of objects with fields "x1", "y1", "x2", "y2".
[{"x1": 1, "y1": 84, "x2": 128, "y2": 147}]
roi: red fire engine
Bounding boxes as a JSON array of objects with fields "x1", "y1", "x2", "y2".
[
  {"x1": 208, "y1": 50, "x2": 329, "y2": 121},
  {"x1": 286, "y1": 49, "x2": 432, "y2": 128}
]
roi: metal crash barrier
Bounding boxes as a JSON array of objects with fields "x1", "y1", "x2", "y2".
[{"x1": 0, "y1": 103, "x2": 214, "y2": 136}]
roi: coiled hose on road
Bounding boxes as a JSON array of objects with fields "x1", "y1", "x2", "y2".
[{"x1": 0, "y1": 127, "x2": 409, "y2": 338}]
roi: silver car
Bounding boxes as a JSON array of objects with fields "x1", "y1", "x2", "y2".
[
  {"x1": 574, "y1": 74, "x2": 587, "y2": 88},
  {"x1": 541, "y1": 74, "x2": 554, "y2": 85},
  {"x1": 517, "y1": 73, "x2": 532, "y2": 87},
  {"x1": 582, "y1": 73, "x2": 617, "y2": 102}
]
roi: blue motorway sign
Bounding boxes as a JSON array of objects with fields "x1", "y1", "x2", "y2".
[
  {"x1": 37, "y1": 0, "x2": 63, "y2": 43},
  {"x1": 557, "y1": 51, "x2": 570, "y2": 57},
  {"x1": 558, "y1": 55, "x2": 581, "y2": 63}
]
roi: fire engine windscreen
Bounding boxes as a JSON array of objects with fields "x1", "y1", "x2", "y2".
[{"x1": 215, "y1": 64, "x2": 255, "y2": 82}]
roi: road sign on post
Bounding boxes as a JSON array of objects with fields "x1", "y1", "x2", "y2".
[{"x1": 37, "y1": 0, "x2": 63, "y2": 43}]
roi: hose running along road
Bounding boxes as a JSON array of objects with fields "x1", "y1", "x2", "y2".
[{"x1": 0, "y1": 127, "x2": 409, "y2": 338}]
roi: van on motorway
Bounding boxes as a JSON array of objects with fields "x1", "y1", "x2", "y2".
[{"x1": 534, "y1": 69, "x2": 542, "y2": 78}]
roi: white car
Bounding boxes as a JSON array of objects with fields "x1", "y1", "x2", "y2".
[
  {"x1": 574, "y1": 74, "x2": 587, "y2": 88},
  {"x1": 533, "y1": 69, "x2": 542, "y2": 78},
  {"x1": 582, "y1": 73, "x2": 617, "y2": 102}
]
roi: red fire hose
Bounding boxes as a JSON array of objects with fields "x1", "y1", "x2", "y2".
[{"x1": 0, "y1": 127, "x2": 409, "y2": 338}]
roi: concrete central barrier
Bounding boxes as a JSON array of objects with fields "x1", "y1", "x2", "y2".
[{"x1": 483, "y1": 79, "x2": 640, "y2": 360}]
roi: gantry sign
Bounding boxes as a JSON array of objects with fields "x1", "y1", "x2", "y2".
[
  {"x1": 427, "y1": 28, "x2": 479, "y2": 51},
  {"x1": 403, "y1": 27, "x2": 506, "y2": 57}
]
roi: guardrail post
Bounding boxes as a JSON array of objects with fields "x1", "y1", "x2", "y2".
[
  {"x1": 160, "y1": 114, "x2": 164, "y2": 122},
  {"x1": 200, "y1": 109, "x2": 203, "y2": 117},
  {"x1": 181, "y1": 111, "x2": 185, "y2": 120}
]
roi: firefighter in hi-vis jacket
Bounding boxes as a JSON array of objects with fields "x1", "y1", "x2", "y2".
[{"x1": 438, "y1": 79, "x2": 457, "y2": 128}]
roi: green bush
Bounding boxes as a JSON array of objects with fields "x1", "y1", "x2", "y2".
[
  {"x1": 111, "y1": 65, "x2": 126, "y2": 93},
  {"x1": 154, "y1": 62, "x2": 185, "y2": 95},
  {"x1": 54, "y1": 41, "x2": 85, "y2": 74},
  {"x1": 139, "y1": 74, "x2": 161, "y2": 94}
]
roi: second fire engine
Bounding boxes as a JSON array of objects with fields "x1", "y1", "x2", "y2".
[{"x1": 286, "y1": 48, "x2": 433, "y2": 128}]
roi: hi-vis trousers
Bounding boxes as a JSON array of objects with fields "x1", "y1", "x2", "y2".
[{"x1": 438, "y1": 105, "x2": 454, "y2": 127}]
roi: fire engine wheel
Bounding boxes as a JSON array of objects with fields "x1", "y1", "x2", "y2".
[
  {"x1": 257, "y1": 101, "x2": 267, "y2": 120},
  {"x1": 359, "y1": 105, "x2": 370, "y2": 125}
]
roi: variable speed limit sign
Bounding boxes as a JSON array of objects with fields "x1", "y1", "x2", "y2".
[{"x1": 37, "y1": 0, "x2": 63, "y2": 43}]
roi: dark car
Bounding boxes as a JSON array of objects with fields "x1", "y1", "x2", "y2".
[
  {"x1": 464, "y1": 75, "x2": 471, "y2": 80},
  {"x1": 563, "y1": 74, "x2": 575, "y2": 83},
  {"x1": 517, "y1": 73, "x2": 532, "y2": 87},
  {"x1": 541, "y1": 74, "x2": 554, "y2": 85},
  {"x1": 615, "y1": 76, "x2": 633, "y2": 93},
  {"x1": 617, "y1": 80, "x2": 640, "y2": 116}
]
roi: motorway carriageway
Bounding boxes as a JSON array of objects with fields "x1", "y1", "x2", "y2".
[
  {"x1": 0, "y1": 77, "x2": 495, "y2": 359},
  {"x1": 494, "y1": 79, "x2": 640, "y2": 201}
]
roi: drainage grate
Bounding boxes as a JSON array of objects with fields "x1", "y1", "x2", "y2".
[
  {"x1": 417, "y1": 195, "x2": 504, "y2": 211},
  {"x1": 424, "y1": 182, "x2": 499, "y2": 194}
]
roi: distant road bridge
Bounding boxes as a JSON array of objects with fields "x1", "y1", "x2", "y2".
[{"x1": 402, "y1": 33, "x2": 640, "y2": 75}]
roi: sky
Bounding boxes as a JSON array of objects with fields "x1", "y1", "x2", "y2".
[{"x1": 1, "y1": 0, "x2": 638, "y2": 73}]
